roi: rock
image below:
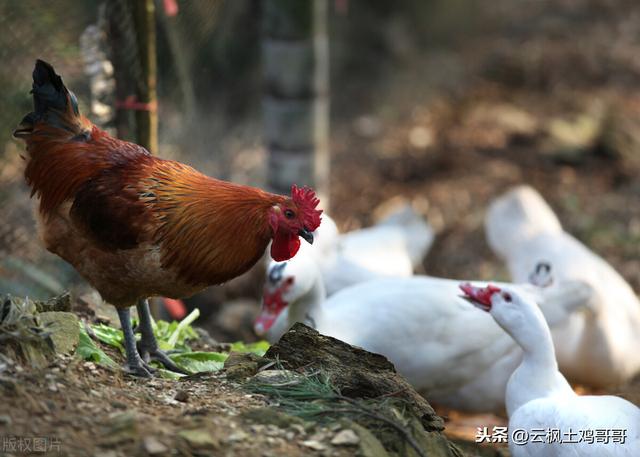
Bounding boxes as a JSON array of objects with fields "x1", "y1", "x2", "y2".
[
  {"x1": 409, "y1": 126, "x2": 435, "y2": 149},
  {"x1": 301, "y1": 440, "x2": 326, "y2": 451},
  {"x1": 264, "y1": 323, "x2": 444, "y2": 432},
  {"x1": 34, "y1": 292, "x2": 72, "y2": 313},
  {"x1": 39, "y1": 311, "x2": 79, "y2": 354},
  {"x1": 174, "y1": 390, "x2": 189, "y2": 403},
  {"x1": 0, "y1": 414, "x2": 12, "y2": 425},
  {"x1": 0, "y1": 295, "x2": 54, "y2": 368},
  {"x1": 545, "y1": 108, "x2": 603, "y2": 164},
  {"x1": 110, "y1": 400, "x2": 127, "y2": 410},
  {"x1": 251, "y1": 369, "x2": 302, "y2": 385},
  {"x1": 224, "y1": 350, "x2": 265, "y2": 369},
  {"x1": 225, "y1": 363, "x2": 257, "y2": 381},
  {"x1": 289, "y1": 423, "x2": 307, "y2": 436},
  {"x1": 227, "y1": 430, "x2": 249, "y2": 442},
  {"x1": 142, "y1": 436, "x2": 168, "y2": 455},
  {"x1": 459, "y1": 103, "x2": 540, "y2": 150},
  {"x1": 223, "y1": 352, "x2": 263, "y2": 381},
  {"x1": 331, "y1": 429, "x2": 359, "y2": 446},
  {"x1": 178, "y1": 429, "x2": 219, "y2": 449}
]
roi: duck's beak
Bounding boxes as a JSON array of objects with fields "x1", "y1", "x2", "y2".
[
  {"x1": 459, "y1": 283, "x2": 501, "y2": 312},
  {"x1": 298, "y1": 227, "x2": 314, "y2": 244}
]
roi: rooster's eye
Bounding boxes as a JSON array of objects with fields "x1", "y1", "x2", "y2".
[
  {"x1": 503, "y1": 292, "x2": 512, "y2": 302},
  {"x1": 284, "y1": 209, "x2": 295, "y2": 219}
]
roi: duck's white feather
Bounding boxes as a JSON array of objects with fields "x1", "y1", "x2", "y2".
[{"x1": 486, "y1": 186, "x2": 640, "y2": 386}]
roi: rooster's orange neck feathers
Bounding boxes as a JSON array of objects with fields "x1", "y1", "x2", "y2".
[{"x1": 148, "y1": 161, "x2": 286, "y2": 285}]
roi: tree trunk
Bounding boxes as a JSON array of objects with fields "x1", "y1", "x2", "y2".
[{"x1": 262, "y1": 0, "x2": 330, "y2": 209}]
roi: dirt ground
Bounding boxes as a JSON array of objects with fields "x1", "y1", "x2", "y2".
[{"x1": 0, "y1": 357, "x2": 346, "y2": 457}]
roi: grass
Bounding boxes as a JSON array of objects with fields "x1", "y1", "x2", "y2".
[{"x1": 246, "y1": 368, "x2": 428, "y2": 457}]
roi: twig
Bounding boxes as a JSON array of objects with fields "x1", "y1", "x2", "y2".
[
  {"x1": 376, "y1": 387, "x2": 408, "y2": 398},
  {"x1": 266, "y1": 379, "x2": 305, "y2": 388},
  {"x1": 257, "y1": 360, "x2": 277, "y2": 372}
]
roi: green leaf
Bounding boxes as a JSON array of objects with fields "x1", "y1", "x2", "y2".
[
  {"x1": 91, "y1": 323, "x2": 125, "y2": 353},
  {"x1": 89, "y1": 307, "x2": 200, "y2": 354},
  {"x1": 169, "y1": 351, "x2": 228, "y2": 374},
  {"x1": 156, "y1": 368, "x2": 187, "y2": 380},
  {"x1": 166, "y1": 308, "x2": 200, "y2": 349},
  {"x1": 230, "y1": 340, "x2": 270, "y2": 356},
  {"x1": 76, "y1": 327, "x2": 118, "y2": 368}
]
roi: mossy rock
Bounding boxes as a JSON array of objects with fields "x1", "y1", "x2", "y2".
[{"x1": 39, "y1": 311, "x2": 79, "y2": 354}]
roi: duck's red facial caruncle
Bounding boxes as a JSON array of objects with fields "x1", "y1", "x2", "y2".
[
  {"x1": 459, "y1": 282, "x2": 502, "y2": 311},
  {"x1": 254, "y1": 276, "x2": 295, "y2": 335}
]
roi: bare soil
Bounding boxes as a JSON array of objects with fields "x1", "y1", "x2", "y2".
[{"x1": 1, "y1": 354, "x2": 357, "y2": 457}]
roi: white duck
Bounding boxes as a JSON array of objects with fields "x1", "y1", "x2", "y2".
[
  {"x1": 336, "y1": 204, "x2": 434, "y2": 271},
  {"x1": 257, "y1": 207, "x2": 434, "y2": 339},
  {"x1": 256, "y1": 249, "x2": 594, "y2": 413},
  {"x1": 485, "y1": 186, "x2": 640, "y2": 386},
  {"x1": 463, "y1": 284, "x2": 640, "y2": 456},
  {"x1": 313, "y1": 207, "x2": 434, "y2": 292}
]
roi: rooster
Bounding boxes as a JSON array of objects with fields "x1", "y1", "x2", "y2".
[{"x1": 13, "y1": 60, "x2": 322, "y2": 377}]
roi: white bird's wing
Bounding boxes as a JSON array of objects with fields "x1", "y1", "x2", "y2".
[
  {"x1": 318, "y1": 277, "x2": 515, "y2": 392},
  {"x1": 510, "y1": 395, "x2": 640, "y2": 457},
  {"x1": 529, "y1": 280, "x2": 597, "y2": 328},
  {"x1": 375, "y1": 204, "x2": 435, "y2": 267},
  {"x1": 338, "y1": 226, "x2": 415, "y2": 275}
]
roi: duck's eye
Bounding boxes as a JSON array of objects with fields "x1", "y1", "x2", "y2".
[
  {"x1": 503, "y1": 292, "x2": 512, "y2": 302},
  {"x1": 284, "y1": 209, "x2": 295, "y2": 219}
]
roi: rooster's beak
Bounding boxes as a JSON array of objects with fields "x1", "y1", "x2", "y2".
[
  {"x1": 13, "y1": 123, "x2": 33, "y2": 138},
  {"x1": 298, "y1": 228, "x2": 314, "y2": 244},
  {"x1": 13, "y1": 114, "x2": 35, "y2": 138}
]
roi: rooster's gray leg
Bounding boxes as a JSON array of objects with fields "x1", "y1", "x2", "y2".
[
  {"x1": 136, "y1": 299, "x2": 187, "y2": 374},
  {"x1": 116, "y1": 307, "x2": 153, "y2": 377}
]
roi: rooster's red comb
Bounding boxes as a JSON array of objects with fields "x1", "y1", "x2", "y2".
[{"x1": 291, "y1": 185, "x2": 322, "y2": 231}]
